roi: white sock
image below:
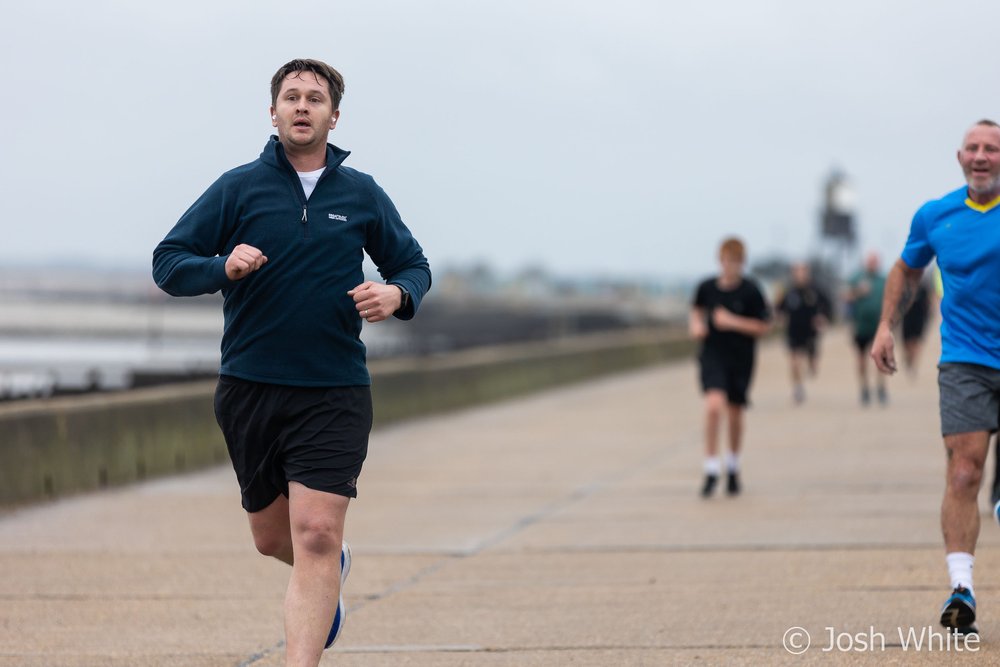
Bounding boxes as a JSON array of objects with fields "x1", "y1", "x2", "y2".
[
  {"x1": 703, "y1": 457, "x2": 721, "y2": 476},
  {"x1": 946, "y1": 552, "x2": 975, "y2": 594},
  {"x1": 726, "y1": 452, "x2": 740, "y2": 473}
]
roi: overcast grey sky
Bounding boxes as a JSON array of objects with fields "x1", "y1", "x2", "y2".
[{"x1": 3, "y1": 0, "x2": 999, "y2": 280}]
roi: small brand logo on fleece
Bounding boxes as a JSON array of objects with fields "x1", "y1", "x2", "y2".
[{"x1": 328, "y1": 213, "x2": 348, "y2": 222}]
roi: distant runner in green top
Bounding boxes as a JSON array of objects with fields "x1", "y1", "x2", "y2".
[{"x1": 844, "y1": 252, "x2": 887, "y2": 406}]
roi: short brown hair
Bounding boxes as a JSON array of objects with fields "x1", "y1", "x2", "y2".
[
  {"x1": 270, "y1": 59, "x2": 345, "y2": 109},
  {"x1": 719, "y1": 237, "x2": 746, "y2": 262}
]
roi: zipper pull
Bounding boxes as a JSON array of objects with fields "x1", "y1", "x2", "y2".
[{"x1": 301, "y1": 205, "x2": 308, "y2": 224}]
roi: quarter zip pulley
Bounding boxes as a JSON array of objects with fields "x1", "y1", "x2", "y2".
[{"x1": 301, "y1": 205, "x2": 308, "y2": 224}]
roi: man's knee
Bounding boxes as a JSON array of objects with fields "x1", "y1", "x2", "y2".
[
  {"x1": 286, "y1": 482, "x2": 349, "y2": 557},
  {"x1": 252, "y1": 529, "x2": 291, "y2": 558},
  {"x1": 292, "y1": 515, "x2": 342, "y2": 556},
  {"x1": 948, "y1": 458, "x2": 985, "y2": 495},
  {"x1": 945, "y1": 433, "x2": 991, "y2": 495},
  {"x1": 247, "y1": 497, "x2": 292, "y2": 558}
]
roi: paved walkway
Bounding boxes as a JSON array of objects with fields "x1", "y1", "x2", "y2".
[{"x1": 2, "y1": 327, "x2": 998, "y2": 666}]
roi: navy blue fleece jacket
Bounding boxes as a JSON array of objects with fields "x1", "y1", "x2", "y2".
[{"x1": 152, "y1": 137, "x2": 431, "y2": 386}]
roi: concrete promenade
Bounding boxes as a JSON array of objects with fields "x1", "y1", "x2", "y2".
[{"x1": 3, "y1": 328, "x2": 999, "y2": 666}]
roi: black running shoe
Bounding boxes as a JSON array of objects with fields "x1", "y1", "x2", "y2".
[
  {"x1": 726, "y1": 471, "x2": 741, "y2": 496},
  {"x1": 700, "y1": 474, "x2": 718, "y2": 498},
  {"x1": 940, "y1": 586, "x2": 976, "y2": 631}
]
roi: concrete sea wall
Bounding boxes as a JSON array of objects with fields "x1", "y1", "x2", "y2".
[{"x1": 0, "y1": 328, "x2": 694, "y2": 506}]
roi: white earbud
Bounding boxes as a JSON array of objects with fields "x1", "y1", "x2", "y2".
[{"x1": 271, "y1": 115, "x2": 277, "y2": 120}]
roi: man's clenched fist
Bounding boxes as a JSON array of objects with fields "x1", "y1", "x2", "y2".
[{"x1": 225, "y1": 244, "x2": 268, "y2": 280}]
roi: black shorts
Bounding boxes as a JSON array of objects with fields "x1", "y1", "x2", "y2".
[
  {"x1": 787, "y1": 334, "x2": 817, "y2": 356},
  {"x1": 214, "y1": 375, "x2": 373, "y2": 512},
  {"x1": 902, "y1": 315, "x2": 928, "y2": 342},
  {"x1": 699, "y1": 349, "x2": 754, "y2": 406},
  {"x1": 853, "y1": 333, "x2": 874, "y2": 353}
]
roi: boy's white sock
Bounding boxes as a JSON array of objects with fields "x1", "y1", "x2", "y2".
[{"x1": 703, "y1": 457, "x2": 721, "y2": 476}]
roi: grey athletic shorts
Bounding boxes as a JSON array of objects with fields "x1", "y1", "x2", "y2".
[{"x1": 938, "y1": 363, "x2": 1000, "y2": 436}]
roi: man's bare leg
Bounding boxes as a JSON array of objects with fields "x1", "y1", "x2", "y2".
[
  {"x1": 249, "y1": 494, "x2": 293, "y2": 565},
  {"x1": 247, "y1": 485, "x2": 349, "y2": 667},
  {"x1": 939, "y1": 431, "x2": 990, "y2": 630},
  {"x1": 283, "y1": 482, "x2": 349, "y2": 667},
  {"x1": 942, "y1": 431, "x2": 991, "y2": 554},
  {"x1": 790, "y1": 351, "x2": 805, "y2": 403}
]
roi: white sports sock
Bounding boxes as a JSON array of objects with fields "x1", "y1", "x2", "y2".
[
  {"x1": 703, "y1": 457, "x2": 721, "y2": 476},
  {"x1": 725, "y1": 452, "x2": 741, "y2": 473},
  {"x1": 946, "y1": 552, "x2": 975, "y2": 594}
]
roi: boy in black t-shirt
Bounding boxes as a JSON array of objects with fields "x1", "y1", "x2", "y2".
[{"x1": 689, "y1": 237, "x2": 772, "y2": 497}]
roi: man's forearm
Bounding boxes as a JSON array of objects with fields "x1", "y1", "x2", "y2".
[
  {"x1": 728, "y1": 314, "x2": 770, "y2": 337},
  {"x1": 879, "y1": 259, "x2": 924, "y2": 328}
]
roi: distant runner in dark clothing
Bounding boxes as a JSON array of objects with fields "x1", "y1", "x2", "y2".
[
  {"x1": 689, "y1": 237, "x2": 771, "y2": 498},
  {"x1": 777, "y1": 262, "x2": 832, "y2": 404}
]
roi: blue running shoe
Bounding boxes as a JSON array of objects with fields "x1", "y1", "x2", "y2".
[
  {"x1": 940, "y1": 586, "x2": 976, "y2": 631},
  {"x1": 994, "y1": 498, "x2": 1000, "y2": 527},
  {"x1": 325, "y1": 542, "x2": 352, "y2": 649}
]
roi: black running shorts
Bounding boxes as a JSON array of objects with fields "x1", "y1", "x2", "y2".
[
  {"x1": 902, "y1": 313, "x2": 928, "y2": 342},
  {"x1": 787, "y1": 334, "x2": 817, "y2": 356},
  {"x1": 698, "y1": 348, "x2": 754, "y2": 406},
  {"x1": 853, "y1": 332, "x2": 874, "y2": 353},
  {"x1": 214, "y1": 375, "x2": 373, "y2": 512}
]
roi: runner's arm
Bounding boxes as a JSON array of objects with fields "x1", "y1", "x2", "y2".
[{"x1": 871, "y1": 259, "x2": 925, "y2": 374}]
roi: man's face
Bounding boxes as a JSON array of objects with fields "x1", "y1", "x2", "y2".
[
  {"x1": 958, "y1": 124, "x2": 1000, "y2": 196},
  {"x1": 791, "y1": 263, "x2": 809, "y2": 286},
  {"x1": 865, "y1": 253, "x2": 879, "y2": 274},
  {"x1": 270, "y1": 71, "x2": 339, "y2": 152}
]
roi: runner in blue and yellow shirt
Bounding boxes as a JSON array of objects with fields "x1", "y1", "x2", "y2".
[{"x1": 872, "y1": 119, "x2": 1000, "y2": 636}]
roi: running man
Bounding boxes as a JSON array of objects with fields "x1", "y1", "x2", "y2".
[
  {"x1": 776, "y1": 262, "x2": 832, "y2": 404},
  {"x1": 871, "y1": 119, "x2": 1000, "y2": 636},
  {"x1": 845, "y1": 252, "x2": 888, "y2": 406},
  {"x1": 690, "y1": 237, "x2": 771, "y2": 497},
  {"x1": 153, "y1": 59, "x2": 431, "y2": 666}
]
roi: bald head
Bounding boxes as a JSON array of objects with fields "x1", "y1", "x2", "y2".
[{"x1": 958, "y1": 120, "x2": 1000, "y2": 200}]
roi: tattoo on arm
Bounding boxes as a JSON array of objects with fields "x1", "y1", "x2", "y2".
[{"x1": 893, "y1": 279, "x2": 917, "y2": 326}]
